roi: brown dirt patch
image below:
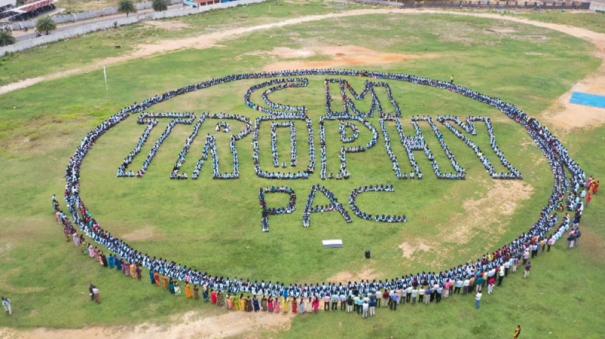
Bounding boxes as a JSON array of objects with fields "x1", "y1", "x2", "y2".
[
  {"x1": 398, "y1": 180, "x2": 534, "y2": 258},
  {"x1": 260, "y1": 45, "x2": 440, "y2": 71},
  {"x1": 541, "y1": 73, "x2": 605, "y2": 131},
  {"x1": 145, "y1": 20, "x2": 191, "y2": 32},
  {"x1": 398, "y1": 241, "x2": 431, "y2": 259},
  {"x1": 1, "y1": 310, "x2": 293, "y2": 339}
]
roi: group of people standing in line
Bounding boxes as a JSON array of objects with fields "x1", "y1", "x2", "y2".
[
  {"x1": 48, "y1": 166, "x2": 597, "y2": 318},
  {"x1": 56, "y1": 70, "x2": 594, "y2": 320}
]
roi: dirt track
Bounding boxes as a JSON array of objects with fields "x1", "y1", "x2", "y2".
[{"x1": 0, "y1": 8, "x2": 604, "y2": 339}]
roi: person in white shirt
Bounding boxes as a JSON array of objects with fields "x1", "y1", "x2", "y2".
[
  {"x1": 2, "y1": 297, "x2": 12, "y2": 316},
  {"x1": 362, "y1": 299, "x2": 369, "y2": 318},
  {"x1": 475, "y1": 290, "x2": 482, "y2": 309}
]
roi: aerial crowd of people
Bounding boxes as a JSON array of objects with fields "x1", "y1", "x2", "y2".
[
  {"x1": 53, "y1": 69, "x2": 594, "y2": 318},
  {"x1": 252, "y1": 115, "x2": 316, "y2": 179}
]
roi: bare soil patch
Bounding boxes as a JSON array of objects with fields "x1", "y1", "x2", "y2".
[
  {"x1": 260, "y1": 45, "x2": 440, "y2": 71},
  {"x1": 398, "y1": 241, "x2": 431, "y2": 259},
  {"x1": 398, "y1": 181, "x2": 534, "y2": 258}
]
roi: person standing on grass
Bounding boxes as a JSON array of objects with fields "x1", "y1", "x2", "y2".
[
  {"x1": 91, "y1": 286, "x2": 100, "y2": 304},
  {"x1": 524, "y1": 260, "x2": 532, "y2": 279},
  {"x1": 2, "y1": 297, "x2": 12, "y2": 316},
  {"x1": 475, "y1": 289, "x2": 482, "y2": 310},
  {"x1": 498, "y1": 265, "x2": 505, "y2": 286},
  {"x1": 369, "y1": 294, "x2": 377, "y2": 317},
  {"x1": 513, "y1": 324, "x2": 522, "y2": 338},
  {"x1": 362, "y1": 298, "x2": 369, "y2": 318},
  {"x1": 88, "y1": 283, "x2": 96, "y2": 302}
]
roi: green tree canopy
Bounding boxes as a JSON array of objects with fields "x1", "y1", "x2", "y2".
[
  {"x1": 152, "y1": 0, "x2": 168, "y2": 12},
  {"x1": 35, "y1": 17, "x2": 56, "y2": 36},
  {"x1": 0, "y1": 31, "x2": 16, "y2": 46},
  {"x1": 118, "y1": 0, "x2": 137, "y2": 17}
]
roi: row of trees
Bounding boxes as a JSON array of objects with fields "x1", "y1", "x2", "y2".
[{"x1": 0, "y1": 0, "x2": 170, "y2": 47}]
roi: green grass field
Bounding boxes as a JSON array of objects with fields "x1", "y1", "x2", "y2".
[{"x1": 0, "y1": 2, "x2": 604, "y2": 338}]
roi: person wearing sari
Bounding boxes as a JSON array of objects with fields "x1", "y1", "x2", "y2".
[
  {"x1": 299, "y1": 298, "x2": 305, "y2": 314},
  {"x1": 108, "y1": 255, "x2": 116, "y2": 269},
  {"x1": 135, "y1": 264, "x2": 142, "y2": 280},
  {"x1": 217, "y1": 291, "x2": 225, "y2": 307},
  {"x1": 168, "y1": 279, "x2": 175, "y2": 295},
  {"x1": 252, "y1": 296, "x2": 260, "y2": 312},
  {"x1": 98, "y1": 252, "x2": 107, "y2": 267},
  {"x1": 122, "y1": 260, "x2": 130, "y2": 277},
  {"x1": 243, "y1": 296, "x2": 251, "y2": 312},
  {"x1": 149, "y1": 270, "x2": 155, "y2": 285},
  {"x1": 211, "y1": 290, "x2": 218, "y2": 305},
  {"x1": 291, "y1": 297, "x2": 298, "y2": 314},
  {"x1": 233, "y1": 295, "x2": 240, "y2": 311},
  {"x1": 154, "y1": 272, "x2": 161, "y2": 287},
  {"x1": 281, "y1": 297, "x2": 289, "y2": 314},
  {"x1": 239, "y1": 294, "x2": 246, "y2": 311},
  {"x1": 185, "y1": 283, "x2": 193, "y2": 299},
  {"x1": 267, "y1": 297, "x2": 274, "y2": 312},
  {"x1": 173, "y1": 282, "x2": 181, "y2": 295},
  {"x1": 115, "y1": 257, "x2": 122, "y2": 271},
  {"x1": 273, "y1": 297, "x2": 281, "y2": 314},
  {"x1": 129, "y1": 263, "x2": 137, "y2": 279},
  {"x1": 161, "y1": 276, "x2": 170, "y2": 289},
  {"x1": 202, "y1": 287, "x2": 209, "y2": 302},
  {"x1": 226, "y1": 295, "x2": 234, "y2": 310},
  {"x1": 193, "y1": 285, "x2": 200, "y2": 300},
  {"x1": 261, "y1": 296, "x2": 268, "y2": 311},
  {"x1": 305, "y1": 298, "x2": 312, "y2": 314},
  {"x1": 312, "y1": 297, "x2": 320, "y2": 313}
]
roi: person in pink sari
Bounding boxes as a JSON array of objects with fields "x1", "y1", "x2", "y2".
[
  {"x1": 226, "y1": 295, "x2": 233, "y2": 310},
  {"x1": 273, "y1": 297, "x2": 281, "y2": 313},
  {"x1": 312, "y1": 297, "x2": 320, "y2": 313}
]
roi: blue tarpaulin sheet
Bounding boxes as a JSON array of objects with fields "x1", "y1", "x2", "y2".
[{"x1": 569, "y1": 92, "x2": 605, "y2": 109}]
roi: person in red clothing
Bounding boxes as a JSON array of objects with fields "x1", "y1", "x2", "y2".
[
  {"x1": 291, "y1": 297, "x2": 298, "y2": 314},
  {"x1": 587, "y1": 192, "x2": 593, "y2": 206},
  {"x1": 211, "y1": 290, "x2": 218, "y2": 304},
  {"x1": 312, "y1": 297, "x2": 320, "y2": 313}
]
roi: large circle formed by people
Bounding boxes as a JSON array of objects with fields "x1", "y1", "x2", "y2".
[{"x1": 65, "y1": 69, "x2": 584, "y2": 292}]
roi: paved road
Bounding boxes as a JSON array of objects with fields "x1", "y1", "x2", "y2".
[{"x1": 11, "y1": 3, "x2": 184, "y2": 41}]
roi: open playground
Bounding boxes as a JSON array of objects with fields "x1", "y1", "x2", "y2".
[{"x1": 0, "y1": 1, "x2": 604, "y2": 338}]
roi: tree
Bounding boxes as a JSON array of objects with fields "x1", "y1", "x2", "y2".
[
  {"x1": 152, "y1": 0, "x2": 168, "y2": 12},
  {"x1": 118, "y1": 0, "x2": 137, "y2": 17},
  {"x1": 0, "y1": 31, "x2": 16, "y2": 47},
  {"x1": 36, "y1": 17, "x2": 56, "y2": 36}
]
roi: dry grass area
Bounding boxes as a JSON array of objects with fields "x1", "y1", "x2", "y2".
[{"x1": 398, "y1": 181, "x2": 534, "y2": 261}]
